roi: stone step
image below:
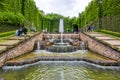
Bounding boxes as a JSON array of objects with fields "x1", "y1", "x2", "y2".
[
  {"x1": 86, "y1": 32, "x2": 120, "y2": 52},
  {"x1": 0, "y1": 47, "x2": 7, "y2": 54},
  {"x1": 95, "y1": 36, "x2": 119, "y2": 40},
  {"x1": 0, "y1": 40, "x2": 21, "y2": 46},
  {"x1": 103, "y1": 40, "x2": 120, "y2": 45},
  {"x1": 5, "y1": 57, "x2": 118, "y2": 66},
  {"x1": 114, "y1": 45, "x2": 120, "y2": 48},
  {"x1": 0, "y1": 44, "x2": 14, "y2": 46},
  {"x1": 86, "y1": 33, "x2": 106, "y2": 37},
  {"x1": 5, "y1": 36, "x2": 29, "y2": 40},
  {"x1": 0, "y1": 46, "x2": 7, "y2": 51}
]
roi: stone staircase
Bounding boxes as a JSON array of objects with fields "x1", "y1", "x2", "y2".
[
  {"x1": 86, "y1": 32, "x2": 120, "y2": 51},
  {"x1": 0, "y1": 33, "x2": 38, "y2": 55}
]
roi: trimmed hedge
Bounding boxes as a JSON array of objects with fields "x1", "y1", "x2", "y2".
[
  {"x1": 0, "y1": 12, "x2": 25, "y2": 25},
  {"x1": 77, "y1": 0, "x2": 120, "y2": 32},
  {"x1": 0, "y1": 31, "x2": 15, "y2": 38},
  {"x1": 97, "y1": 30, "x2": 120, "y2": 37}
]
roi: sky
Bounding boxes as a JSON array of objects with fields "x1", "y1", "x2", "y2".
[{"x1": 34, "y1": 0, "x2": 92, "y2": 17}]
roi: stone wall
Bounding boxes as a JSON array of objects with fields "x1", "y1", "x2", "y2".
[
  {"x1": 43, "y1": 33, "x2": 79, "y2": 39},
  {"x1": 0, "y1": 33, "x2": 43, "y2": 67},
  {"x1": 79, "y1": 32, "x2": 120, "y2": 61},
  {"x1": 1, "y1": 32, "x2": 120, "y2": 68}
]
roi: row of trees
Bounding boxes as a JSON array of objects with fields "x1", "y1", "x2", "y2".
[
  {"x1": 77, "y1": 0, "x2": 120, "y2": 32},
  {"x1": 44, "y1": 13, "x2": 74, "y2": 32},
  {"x1": 0, "y1": 0, "x2": 46, "y2": 32},
  {"x1": 0, "y1": 0, "x2": 75, "y2": 32},
  {"x1": 1, "y1": 0, "x2": 120, "y2": 32}
]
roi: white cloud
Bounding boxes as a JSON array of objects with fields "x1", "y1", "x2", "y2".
[{"x1": 34, "y1": 0, "x2": 92, "y2": 17}]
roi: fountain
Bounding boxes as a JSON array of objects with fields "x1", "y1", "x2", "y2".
[
  {"x1": 45, "y1": 18, "x2": 80, "y2": 53},
  {"x1": 1, "y1": 18, "x2": 119, "y2": 80},
  {"x1": 37, "y1": 41, "x2": 40, "y2": 50},
  {"x1": 59, "y1": 18, "x2": 64, "y2": 43}
]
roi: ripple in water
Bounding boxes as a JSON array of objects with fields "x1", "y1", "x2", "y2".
[
  {"x1": 1, "y1": 61, "x2": 120, "y2": 80},
  {"x1": 60, "y1": 71, "x2": 64, "y2": 80}
]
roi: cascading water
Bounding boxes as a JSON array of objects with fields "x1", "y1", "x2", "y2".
[
  {"x1": 79, "y1": 41, "x2": 86, "y2": 50},
  {"x1": 60, "y1": 71, "x2": 64, "y2": 80},
  {"x1": 45, "y1": 18, "x2": 77, "y2": 53},
  {"x1": 2, "y1": 61, "x2": 120, "y2": 80},
  {"x1": 45, "y1": 18, "x2": 87, "y2": 53},
  {"x1": 37, "y1": 41, "x2": 40, "y2": 50},
  {"x1": 1, "y1": 17, "x2": 119, "y2": 80}
]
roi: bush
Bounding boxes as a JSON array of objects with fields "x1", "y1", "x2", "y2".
[
  {"x1": 0, "y1": 2, "x2": 10, "y2": 12},
  {"x1": 0, "y1": 12, "x2": 25, "y2": 25},
  {"x1": 0, "y1": 12, "x2": 4, "y2": 24},
  {"x1": 15, "y1": 13, "x2": 25, "y2": 25},
  {"x1": 3, "y1": 12, "x2": 16, "y2": 24}
]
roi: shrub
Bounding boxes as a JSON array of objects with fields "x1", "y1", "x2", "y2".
[
  {"x1": 0, "y1": 12, "x2": 25, "y2": 25},
  {"x1": 15, "y1": 13, "x2": 25, "y2": 25},
  {"x1": 0, "y1": 2, "x2": 10, "y2": 12}
]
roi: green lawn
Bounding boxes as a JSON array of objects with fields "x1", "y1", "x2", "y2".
[
  {"x1": 97, "y1": 30, "x2": 120, "y2": 38},
  {"x1": 0, "y1": 31, "x2": 15, "y2": 39}
]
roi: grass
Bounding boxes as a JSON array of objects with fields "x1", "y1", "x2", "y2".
[
  {"x1": 0, "y1": 30, "x2": 15, "y2": 38},
  {"x1": 0, "y1": 39, "x2": 9, "y2": 43},
  {"x1": 97, "y1": 30, "x2": 120, "y2": 38}
]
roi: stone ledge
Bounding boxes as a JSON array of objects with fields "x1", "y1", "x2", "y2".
[
  {"x1": 0, "y1": 40, "x2": 24, "y2": 56},
  {"x1": 79, "y1": 32, "x2": 120, "y2": 61},
  {"x1": 5, "y1": 57, "x2": 119, "y2": 66},
  {"x1": 0, "y1": 32, "x2": 42, "y2": 68},
  {"x1": 85, "y1": 33, "x2": 120, "y2": 53},
  {"x1": 0, "y1": 33, "x2": 40, "y2": 54},
  {"x1": 0, "y1": 46, "x2": 13, "y2": 54}
]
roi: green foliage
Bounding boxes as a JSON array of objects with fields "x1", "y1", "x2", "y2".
[
  {"x1": 77, "y1": 0, "x2": 120, "y2": 32},
  {"x1": 0, "y1": 12, "x2": 25, "y2": 25},
  {"x1": 45, "y1": 13, "x2": 62, "y2": 32},
  {"x1": 98, "y1": 30, "x2": 120, "y2": 38},
  {"x1": 0, "y1": 0, "x2": 73, "y2": 32},
  {"x1": 0, "y1": 24, "x2": 19, "y2": 33},
  {"x1": 0, "y1": 0, "x2": 22, "y2": 13},
  {"x1": 0, "y1": 31, "x2": 15, "y2": 38},
  {"x1": 0, "y1": 0, "x2": 43, "y2": 32},
  {"x1": 22, "y1": 0, "x2": 44, "y2": 31},
  {"x1": 15, "y1": 13, "x2": 25, "y2": 25},
  {"x1": 45, "y1": 13, "x2": 73, "y2": 32},
  {"x1": 0, "y1": 2, "x2": 10, "y2": 12},
  {"x1": 102, "y1": 0, "x2": 120, "y2": 16},
  {"x1": 0, "y1": 12, "x2": 4, "y2": 24}
]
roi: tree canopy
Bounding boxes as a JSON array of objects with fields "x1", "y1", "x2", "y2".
[
  {"x1": 77, "y1": 0, "x2": 120, "y2": 32},
  {"x1": 0, "y1": 0, "x2": 120, "y2": 32}
]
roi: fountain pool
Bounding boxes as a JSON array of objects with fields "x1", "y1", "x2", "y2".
[
  {"x1": 0, "y1": 48, "x2": 120, "y2": 80},
  {"x1": 1, "y1": 18, "x2": 120, "y2": 80},
  {"x1": 0, "y1": 61, "x2": 120, "y2": 80}
]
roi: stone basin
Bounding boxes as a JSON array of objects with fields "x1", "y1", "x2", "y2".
[{"x1": 6, "y1": 50, "x2": 118, "y2": 66}]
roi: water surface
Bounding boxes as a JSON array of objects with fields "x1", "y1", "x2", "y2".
[{"x1": 0, "y1": 61, "x2": 120, "y2": 80}]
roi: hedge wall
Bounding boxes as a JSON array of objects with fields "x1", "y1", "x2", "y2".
[{"x1": 77, "y1": 0, "x2": 120, "y2": 32}]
